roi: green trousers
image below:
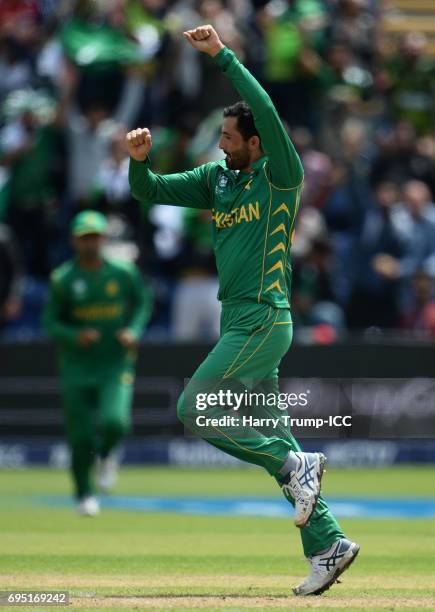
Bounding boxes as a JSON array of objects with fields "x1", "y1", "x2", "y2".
[
  {"x1": 62, "y1": 370, "x2": 133, "y2": 499},
  {"x1": 177, "y1": 302, "x2": 345, "y2": 557}
]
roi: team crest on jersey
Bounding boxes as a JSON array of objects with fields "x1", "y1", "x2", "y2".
[
  {"x1": 215, "y1": 173, "x2": 229, "y2": 195},
  {"x1": 105, "y1": 280, "x2": 119, "y2": 296},
  {"x1": 72, "y1": 279, "x2": 87, "y2": 298}
]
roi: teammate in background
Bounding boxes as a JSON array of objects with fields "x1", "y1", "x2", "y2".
[
  {"x1": 43, "y1": 211, "x2": 152, "y2": 516},
  {"x1": 126, "y1": 26, "x2": 359, "y2": 596}
]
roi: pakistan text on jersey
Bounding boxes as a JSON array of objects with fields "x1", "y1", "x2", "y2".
[
  {"x1": 72, "y1": 304, "x2": 122, "y2": 320},
  {"x1": 212, "y1": 202, "x2": 260, "y2": 229}
]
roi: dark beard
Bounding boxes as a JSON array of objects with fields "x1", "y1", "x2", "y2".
[{"x1": 225, "y1": 152, "x2": 250, "y2": 171}]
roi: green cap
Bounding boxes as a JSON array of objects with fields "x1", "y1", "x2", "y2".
[{"x1": 71, "y1": 210, "x2": 108, "y2": 236}]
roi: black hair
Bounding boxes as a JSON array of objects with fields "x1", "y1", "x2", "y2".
[{"x1": 223, "y1": 101, "x2": 260, "y2": 142}]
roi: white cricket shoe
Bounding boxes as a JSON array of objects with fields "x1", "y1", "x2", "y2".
[
  {"x1": 97, "y1": 455, "x2": 119, "y2": 492},
  {"x1": 293, "y1": 538, "x2": 360, "y2": 596},
  {"x1": 77, "y1": 496, "x2": 100, "y2": 517},
  {"x1": 282, "y1": 452, "x2": 327, "y2": 528}
]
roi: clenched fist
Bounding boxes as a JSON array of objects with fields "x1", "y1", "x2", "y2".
[
  {"x1": 116, "y1": 328, "x2": 137, "y2": 350},
  {"x1": 183, "y1": 25, "x2": 225, "y2": 57},
  {"x1": 126, "y1": 127, "x2": 152, "y2": 162},
  {"x1": 77, "y1": 328, "x2": 101, "y2": 347}
]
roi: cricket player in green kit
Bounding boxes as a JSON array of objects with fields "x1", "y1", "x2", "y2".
[
  {"x1": 127, "y1": 26, "x2": 359, "y2": 595},
  {"x1": 43, "y1": 211, "x2": 151, "y2": 516}
]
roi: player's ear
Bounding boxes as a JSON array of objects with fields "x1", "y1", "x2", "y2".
[{"x1": 249, "y1": 135, "x2": 261, "y2": 150}]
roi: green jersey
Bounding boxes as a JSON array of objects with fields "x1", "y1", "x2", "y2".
[
  {"x1": 129, "y1": 47, "x2": 304, "y2": 309},
  {"x1": 43, "y1": 257, "x2": 152, "y2": 384}
]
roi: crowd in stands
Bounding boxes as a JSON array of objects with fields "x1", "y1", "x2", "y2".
[{"x1": 1, "y1": 0, "x2": 435, "y2": 342}]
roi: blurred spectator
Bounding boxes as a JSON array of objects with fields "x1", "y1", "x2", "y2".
[
  {"x1": 370, "y1": 123, "x2": 435, "y2": 199},
  {"x1": 292, "y1": 205, "x2": 327, "y2": 260},
  {"x1": 317, "y1": 41, "x2": 378, "y2": 150},
  {"x1": 125, "y1": 0, "x2": 168, "y2": 59},
  {"x1": 389, "y1": 180, "x2": 435, "y2": 279},
  {"x1": 319, "y1": 117, "x2": 374, "y2": 308},
  {"x1": 258, "y1": 0, "x2": 328, "y2": 128},
  {"x1": 323, "y1": 119, "x2": 372, "y2": 232},
  {"x1": 0, "y1": 37, "x2": 33, "y2": 101},
  {"x1": 0, "y1": 0, "x2": 41, "y2": 48},
  {"x1": 293, "y1": 236, "x2": 345, "y2": 333},
  {"x1": 322, "y1": 159, "x2": 367, "y2": 295},
  {"x1": 383, "y1": 32, "x2": 435, "y2": 135},
  {"x1": 347, "y1": 181, "x2": 403, "y2": 328},
  {"x1": 124, "y1": 0, "x2": 174, "y2": 124},
  {"x1": 96, "y1": 128, "x2": 131, "y2": 210},
  {"x1": 401, "y1": 269, "x2": 435, "y2": 338},
  {"x1": 95, "y1": 127, "x2": 156, "y2": 264},
  {"x1": 291, "y1": 126, "x2": 333, "y2": 210},
  {"x1": 36, "y1": 18, "x2": 65, "y2": 90},
  {"x1": 59, "y1": 61, "x2": 144, "y2": 208},
  {"x1": 0, "y1": 222, "x2": 21, "y2": 329},
  {"x1": 60, "y1": 0, "x2": 143, "y2": 112},
  {"x1": 0, "y1": 90, "x2": 63, "y2": 276},
  {"x1": 329, "y1": 0, "x2": 377, "y2": 65}
]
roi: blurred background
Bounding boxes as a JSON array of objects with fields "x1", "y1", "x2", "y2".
[{"x1": 1, "y1": 0, "x2": 435, "y2": 468}]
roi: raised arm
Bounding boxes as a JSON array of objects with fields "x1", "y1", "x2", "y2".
[
  {"x1": 127, "y1": 128, "x2": 212, "y2": 209},
  {"x1": 183, "y1": 25, "x2": 304, "y2": 189}
]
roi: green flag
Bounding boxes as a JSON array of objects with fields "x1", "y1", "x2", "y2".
[{"x1": 60, "y1": 19, "x2": 142, "y2": 70}]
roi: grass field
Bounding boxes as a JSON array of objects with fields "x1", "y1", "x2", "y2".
[{"x1": 1, "y1": 465, "x2": 435, "y2": 610}]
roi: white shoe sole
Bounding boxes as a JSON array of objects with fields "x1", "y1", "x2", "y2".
[
  {"x1": 77, "y1": 506, "x2": 99, "y2": 517},
  {"x1": 293, "y1": 542, "x2": 360, "y2": 596},
  {"x1": 294, "y1": 453, "x2": 327, "y2": 529},
  {"x1": 77, "y1": 499, "x2": 100, "y2": 517}
]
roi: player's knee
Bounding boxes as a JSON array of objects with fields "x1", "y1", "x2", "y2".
[{"x1": 102, "y1": 418, "x2": 128, "y2": 439}]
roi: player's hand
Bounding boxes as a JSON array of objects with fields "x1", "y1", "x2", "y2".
[
  {"x1": 183, "y1": 25, "x2": 225, "y2": 57},
  {"x1": 116, "y1": 328, "x2": 137, "y2": 349},
  {"x1": 77, "y1": 328, "x2": 101, "y2": 347},
  {"x1": 126, "y1": 128, "x2": 152, "y2": 162}
]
